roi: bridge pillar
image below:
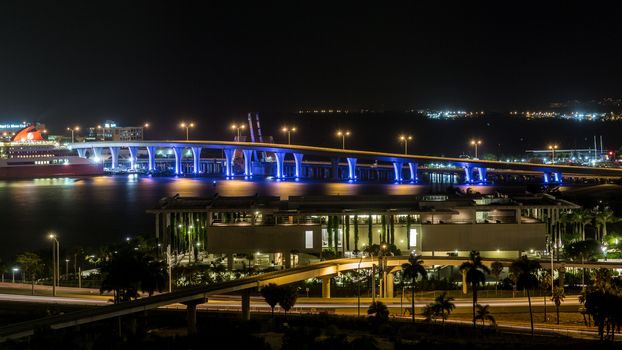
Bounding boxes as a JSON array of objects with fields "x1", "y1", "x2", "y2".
[
  {"x1": 346, "y1": 157, "x2": 357, "y2": 181},
  {"x1": 477, "y1": 167, "x2": 487, "y2": 183},
  {"x1": 386, "y1": 271, "x2": 394, "y2": 298},
  {"x1": 543, "y1": 172, "x2": 550, "y2": 184},
  {"x1": 191, "y1": 147, "x2": 202, "y2": 175},
  {"x1": 77, "y1": 148, "x2": 87, "y2": 158},
  {"x1": 462, "y1": 270, "x2": 468, "y2": 294},
  {"x1": 128, "y1": 146, "x2": 138, "y2": 170},
  {"x1": 146, "y1": 146, "x2": 157, "y2": 171},
  {"x1": 224, "y1": 149, "x2": 234, "y2": 177},
  {"x1": 408, "y1": 162, "x2": 418, "y2": 182},
  {"x1": 227, "y1": 254, "x2": 234, "y2": 270},
  {"x1": 241, "y1": 289, "x2": 251, "y2": 321},
  {"x1": 321, "y1": 276, "x2": 331, "y2": 299},
  {"x1": 109, "y1": 147, "x2": 120, "y2": 170},
  {"x1": 463, "y1": 166, "x2": 472, "y2": 183},
  {"x1": 293, "y1": 153, "x2": 304, "y2": 178},
  {"x1": 274, "y1": 152, "x2": 286, "y2": 178},
  {"x1": 173, "y1": 147, "x2": 184, "y2": 175},
  {"x1": 92, "y1": 147, "x2": 103, "y2": 163},
  {"x1": 242, "y1": 149, "x2": 253, "y2": 177},
  {"x1": 184, "y1": 298, "x2": 206, "y2": 335},
  {"x1": 393, "y1": 161, "x2": 404, "y2": 182},
  {"x1": 284, "y1": 252, "x2": 292, "y2": 268},
  {"x1": 552, "y1": 172, "x2": 562, "y2": 183}
]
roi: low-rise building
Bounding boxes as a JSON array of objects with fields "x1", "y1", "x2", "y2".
[{"x1": 147, "y1": 193, "x2": 579, "y2": 269}]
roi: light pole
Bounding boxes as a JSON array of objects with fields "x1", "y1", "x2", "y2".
[
  {"x1": 143, "y1": 122, "x2": 150, "y2": 140},
  {"x1": 548, "y1": 144, "x2": 558, "y2": 164},
  {"x1": 180, "y1": 122, "x2": 194, "y2": 141},
  {"x1": 357, "y1": 254, "x2": 364, "y2": 317},
  {"x1": 337, "y1": 130, "x2": 350, "y2": 150},
  {"x1": 48, "y1": 234, "x2": 59, "y2": 296},
  {"x1": 400, "y1": 135, "x2": 413, "y2": 155},
  {"x1": 66, "y1": 126, "x2": 80, "y2": 143},
  {"x1": 231, "y1": 123, "x2": 246, "y2": 141},
  {"x1": 65, "y1": 259, "x2": 70, "y2": 281},
  {"x1": 470, "y1": 139, "x2": 482, "y2": 159},
  {"x1": 282, "y1": 126, "x2": 296, "y2": 145},
  {"x1": 12, "y1": 267, "x2": 18, "y2": 283}
]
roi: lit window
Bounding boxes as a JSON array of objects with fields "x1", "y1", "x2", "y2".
[
  {"x1": 305, "y1": 230, "x2": 313, "y2": 249},
  {"x1": 409, "y1": 228, "x2": 417, "y2": 247}
]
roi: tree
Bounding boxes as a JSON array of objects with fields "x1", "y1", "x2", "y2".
[
  {"x1": 432, "y1": 292, "x2": 455, "y2": 326},
  {"x1": 490, "y1": 261, "x2": 504, "y2": 295},
  {"x1": 345, "y1": 215, "x2": 350, "y2": 251},
  {"x1": 459, "y1": 251, "x2": 490, "y2": 328},
  {"x1": 564, "y1": 239, "x2": 602, "y2": 285},
  {"x1": 595, "y1": 208, "x2": 618, "y2": 241},
  {"x1": 368, "y1": 215, "x2": 373, "y2": 246},
  {"x1": 261, "y1": 283, "x2": 281, "y2": 316},
  {"x1": 474, "y1": 304, "x2": 496, "y2": 327},
  {"x1": 278, "y1": 285, "x2": 298, "y2": 317},
  {"x1": 510, "y1": 255, "x2": 541, "y2": 336},
  {"x1": 572, "y1": 209, "x2": 593, "y2": 241},
  {"x1": 539, "y1": 270, "x2": 552, "y2": 322},
  {"x1": 551, "y1": 287, "x2": 565, "y2": 325},
  {"x1": 353, "y1": 215, "x2": 359, "y2": 252},
  {"x1": 99, "y1": 248, "x2": 168, "y2": 303},
  {"x1": 15, "y1": 252, "x2": 44, "y2": 295},
  {"x1": 401, "y1": 255, "x2": 427, "y2": 323},
  {"x1": 367, "y1": 301, "x2": 389, "y2": 322}
]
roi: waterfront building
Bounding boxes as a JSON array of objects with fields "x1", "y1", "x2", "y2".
[
  {"x1": 87, "y1": 121, "x2": 143, "y2": 141},
  {"x1": 148, "y1": 192, "x2": 579, "y2": 270}
]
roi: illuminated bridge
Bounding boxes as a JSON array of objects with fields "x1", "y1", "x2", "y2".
[{"x1": 69, "y1": 140, "x2": 622, "y2": 183}]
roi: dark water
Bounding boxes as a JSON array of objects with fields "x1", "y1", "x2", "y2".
[{"x1": 2, "y1": 174, "x2": 621, "y2": 260}]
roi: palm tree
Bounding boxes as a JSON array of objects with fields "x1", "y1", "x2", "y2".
[
  {"x1": 367, "y1": 301, "x2": 389, "y2": 322},
  {"x1": 510, "y1": 255, "x2": 541, "y2": 336},
  {"x1": 433, "y1": 292, "x2": 455, "y2": 327},
  {"x1": 595, "y1": 208, "x2": 618, "y2": 241},
  {"x1": 459, "y1": 251, "x2": 491, "y2": 328},
  {"x1": 490, "y1": 261, "x2": 504, "y2": 296},
  {"x1": 474, "y1": 304, "x2": 496, "y2": 327},
  {"x1": 261, "y1": 283, "x2": 281, "y2": 316},
  {"x1": 551, "y1": 287, "x2": 565, "y2": 325},
  {"x1": 572, "y1": 209, "x2": 593, "y2": 241},
  {"x1": 401, "y1": 255, "x2": 427, "y2": 322}
]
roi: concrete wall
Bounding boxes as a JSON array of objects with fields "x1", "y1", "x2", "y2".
[
  {"x1": 419, "y1": 223, "x2": 546, "y2": 252},
  {"x1": 207, "y1": 224, "x2": 322, "y2": 254}
]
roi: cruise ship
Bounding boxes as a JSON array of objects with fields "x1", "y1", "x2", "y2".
[{"x1": 0, "y1": 126, "x2": 103, "y2": 178}]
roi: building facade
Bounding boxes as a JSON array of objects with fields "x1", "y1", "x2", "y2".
[
  {"x1": 87, "y1": 121, "x2": 143, "y2": 141},
  {"x1": 148, "y1": 193, "x2": 579, "y2": 269}
]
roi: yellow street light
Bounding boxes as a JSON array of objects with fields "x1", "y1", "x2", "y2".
[
  {"x1": 47, "y1": 233, "x2": 60, "y2": 296},
  {"x1": 548, "y1": 144, "x2": 559, "y2": 164},
  {"x1": 470, "y1": 139, "x2": 482, "y2": 159},
  {"x1": 337, "y1": 130, "x2": 351, "y2": 149},
  {"x1": 180, "y1": 122, "x2": 195, "y2": 141},
  {"x1": 231, "y1": 123, "x2": 246, "y2": 141},
  {"x1": 282, "y1": 126, "x2": 297, "y2": 144},
  {"x1": 399, "y1": 135, "x2": 413, "y2": 154}
]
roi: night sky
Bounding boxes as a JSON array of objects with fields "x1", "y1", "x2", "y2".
[{"x1": 1, "y1": 1, "x2": 621, "y2": 139}]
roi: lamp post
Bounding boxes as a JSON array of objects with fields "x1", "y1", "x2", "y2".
[
  {"x1": 66, "y1": 126, "x2": 80, "y2": 143},
  {"x1": 231, "y1": 123, "x2": 246, "y2": 141},
  {"x1": 337, "y1": 130, "x2": 350, "y2": 150},
  {"x1": 143, "y1": 122, "x2": 150, "y2": 140},
  {"x1": 548, "y1": 144, "x2": 558, "y2": 164},
  {"x1": 470, "y1": 139, "x2": 482, "y2": 159},
  {"x1": 11, "y1": 267, "x2": 18, "y2": 283},
  {"x1": 357, "y1": 254, "x2": 364, "y2": 317},
  {"x1": 65, "y1": 259, "x2": 70, "y2": 281},
  {"x1": 96, "y1": 125, "x2": 104, "y2": 141},
  {"x1": 180, "y1": 122, "x2": 194, "y2": 141},
  {"x1": 48, "y1": 234, "x2": 59, "y2": 296},
  {"x1": 400, "y1": 135, "x2": 413, "y2": 155},
  {"x1": 282, "y1": 126, "x2": 296, "y2": 145}
]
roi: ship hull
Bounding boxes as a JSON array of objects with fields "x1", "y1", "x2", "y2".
[{"x1": 0, "y1": 164, "x2": 104, "y2": 178}]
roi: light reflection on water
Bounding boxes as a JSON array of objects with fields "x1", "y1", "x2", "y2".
[{"x1": 0, "y1": 174, "x2": 553, "y2": 258}]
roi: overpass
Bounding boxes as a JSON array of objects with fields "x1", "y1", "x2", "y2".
[
  {"x1": 1, "y1": 255, "x2": 620, "y2": 341},
  {"x1": 69, "y1": 140, "x2": 622, "y2": 183}
]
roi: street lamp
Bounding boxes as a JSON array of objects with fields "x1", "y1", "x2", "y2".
[
  {"x1": 66, "y1": 126, "x2": 80, "y2": 143},
  {"x1": 96, "y1": 125, "x2": 104, "y2": 141},
  {"x1": 400, "y1": 135, "x2": 413, "y2": 155},
  {"x1": 65, "y1": 259, "x2": 70, "y2": 281},
  {"x1": 548, "y1": 144, "x2": 558, "y2": 164},
  {"x1": 143, "y1": 122, "x2": 150, "y2": 140},
  {"x1": 231, "y1": 123, "x2": 246, "y2": 141},
  {"x1": 337, "y1": 130, "x2": 351, "y2": 150},
  {"x1": 11, "y1": 267, "x2": 18, "y2": 283},
  {"x1": 180, "y1": 122, "x2": 195, "y2": 141},
  {"x1": 48, "y1": 233, "x2": 60, "y2": 296},
  {"x1": 282, "y1": 126, "x2": 297, "y2": 145},
  {"x1": 470, "y1": 139, "x2": 482, "y2": 159}
]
